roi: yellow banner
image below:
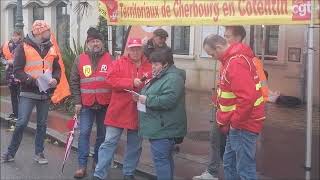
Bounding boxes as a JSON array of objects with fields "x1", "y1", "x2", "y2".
[{"x1": 99, "y1": 0, "x2": 320, "y2": 25}]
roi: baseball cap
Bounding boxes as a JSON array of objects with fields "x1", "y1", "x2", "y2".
[{"x1": 127, "y1": 38, "x2": 142, "y2": 48}]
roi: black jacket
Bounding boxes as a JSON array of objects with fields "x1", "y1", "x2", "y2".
[{"x1": 14, "y1": 33, "x2": 61, "y2": 98}]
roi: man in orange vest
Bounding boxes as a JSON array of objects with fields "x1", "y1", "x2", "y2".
[
  {"x1": 1, "y1": 31, "x2": 22, "y2": 122},
  {"x1": 203, "y1": 35, "x2": 265, "y2": 180},
  {"x1": 1, "y1": 20, "x2": 61, "y2": 164},
  {"x1": 70, "y1": 27, "x2": 112, "y2": 178},
  {"x1": 224, "y1": 26, "x2": 269, "y2": 102}
]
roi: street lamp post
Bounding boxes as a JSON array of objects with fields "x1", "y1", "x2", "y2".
[{"x1": 15, "y1": 0, "x2": 24, "y2": 34}]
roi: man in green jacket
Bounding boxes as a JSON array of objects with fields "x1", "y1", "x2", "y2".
[{"x1": 135, "y1": 48, "x2": 187, "y2": 180}]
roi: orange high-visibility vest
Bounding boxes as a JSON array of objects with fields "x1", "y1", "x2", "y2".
[
  {"x1": 50, "y1": 33, "x2": 71, "y2": 104},
  {"x1": 252, "y1": 57, "x2": 269, "y2": 102},
  {"x1": 2, "y1": 41, "x2": 14, "y2": 60},
  {"x1": 23, "y1": 43, "x2": 56, "y2": 78}
]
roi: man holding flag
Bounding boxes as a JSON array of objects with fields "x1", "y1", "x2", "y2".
[{"x1": 70, "y1": 27, "x2": 113, "y2": 178}]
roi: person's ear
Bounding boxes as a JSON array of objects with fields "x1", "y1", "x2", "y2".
[{"x1": 215, "y1": 44, "x2": 223, "y2": 51}]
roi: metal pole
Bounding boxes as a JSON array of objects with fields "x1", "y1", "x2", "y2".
[
  {"x1": 76, "y1": 0, "x2": 81, "y2": 46},
  {"x1": 15, "y1": 0, "x2": 24, "y2": 34},
  {"x1": 305, "y1": 0, "x2": 315, "y2": 179},
  {"x1": 261, "y1": 25, "x2": 266, "y2": 61}
]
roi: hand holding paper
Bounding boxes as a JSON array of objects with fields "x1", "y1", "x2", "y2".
[
  {"x1": 138, "y1": 95, "x2": 146, "y2": 104},
  {"x1": 124, "y1": 89, "x2": 146, "y2": 112},
  {"x1": 36, "y1": 70, "x2": 53, "y2": 92},
  {"x1": 49, "y1": 78, "x2": 57, "y2": 88}
]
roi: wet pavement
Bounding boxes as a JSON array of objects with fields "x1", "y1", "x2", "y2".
[
  {"x1": 0, "y1": 121, "x2": 150, "y2": 180},
  {"x1": 1, "y1": 86, "x2": 320, "y2": 179}
]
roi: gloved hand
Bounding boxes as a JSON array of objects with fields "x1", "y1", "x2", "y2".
[{"x1": 219, "y1": 124, "x2": 230, "y2": 135}]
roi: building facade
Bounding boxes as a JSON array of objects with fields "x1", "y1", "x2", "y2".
[{"x1": 1, "y1": 0, "x2": 319, "y2": 105}]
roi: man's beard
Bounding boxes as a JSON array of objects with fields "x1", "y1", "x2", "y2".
[{"x1": 90, "y1": 47, "x2": 103, "y2": 56}]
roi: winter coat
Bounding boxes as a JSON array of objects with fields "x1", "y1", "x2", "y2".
[
  {"x1": 216, "y1": 43, "x2": 265, "y2": 133},
  {"x1": 105, "y1": 56, "x2": 152, "y2": 130},
  {"x1": 139, "y1": 65, "x2": 187, "y2": 139},
  {"x1": 13, "y1": 32, "x2": 61, "y2": 100}
]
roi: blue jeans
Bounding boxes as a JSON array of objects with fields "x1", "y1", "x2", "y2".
[
  {"x1": 78, "y1": 107, "x2": 107, "y2": 168},
  {"x1": 223, "y1": 128, "x2": 259, "y2": 180},
  {"x1": 7, "y1": 96, "x2": 50, "y2": 156},
  {"x1": 150, "y1": 138, "x2": 175, "y2": 180},
  {"x1": 94, "y1": 126, "x2": 142, "y2": 179}
]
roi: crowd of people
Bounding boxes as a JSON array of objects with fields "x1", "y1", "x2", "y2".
[{"x1": 1, "y1": 20, "x2": 267, "y2": 180}]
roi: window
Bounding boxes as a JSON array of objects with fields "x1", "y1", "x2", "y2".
[
  {"x1": 56, "y1": 2, "x2": 70, "y2": 49},
  {"x1": 171, "y1": 26, "x2": 190, "y2": 55},
  {"x1": 32, "y1": 5, "x2": 44, "y2": 22},
  {"x1": 112, "y1": 26, "x2": 127, "y2": 53},
  {"x1": 254, "y1": 25, "x2": 279, "y2": 60},
  {"x1": 265, "y1": 26, "x2": 279, "y2": 56}
]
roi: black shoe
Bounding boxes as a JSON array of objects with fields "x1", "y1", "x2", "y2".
[
  {"x1": 1, "y1": 153, "x2": 14, "y2": 163},
  {"x1": 124, "y1": 175, "x2": 135, "y2": 180}
]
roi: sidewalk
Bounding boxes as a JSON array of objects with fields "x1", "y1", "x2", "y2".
[
  {"x1": 0, "y1": 122, "x2": 150, "y2": 180},
  {"x1": 1, "y1": 86, "x2": 319, "y2": 179}
]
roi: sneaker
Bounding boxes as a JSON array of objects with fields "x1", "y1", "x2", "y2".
[
  {"x1": 6, "y1": 125, "x2": 15, "y2": 132},
  {"x1": 5, "y1": 113, "x2": 15, "y2": 120},
  {"x1": 12, "y1": 116, "x2": 18, "y2": 121},
  {"x1": 34, "y1": 153, "x2": 48, "y2": 164},
  {"x1": 192, "y1": 170, "x2": 219, "y2": 180},
  {"x1": 1, "y1": 153, "x2": 14, "y2": 163}
]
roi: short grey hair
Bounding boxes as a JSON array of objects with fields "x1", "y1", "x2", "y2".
[{"x1": 203, "y1": 34, "x2": 227, "y2": 49}]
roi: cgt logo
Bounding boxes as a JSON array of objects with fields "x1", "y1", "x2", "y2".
[{"x1": 292, "y1": 0, "x2": 311, "y2": 20}]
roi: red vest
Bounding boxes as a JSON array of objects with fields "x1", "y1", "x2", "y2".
[{"x1": 78, "y1": 53, "x2": 112, "y2": 106}]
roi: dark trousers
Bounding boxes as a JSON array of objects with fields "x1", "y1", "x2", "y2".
[{"x1": 9, "y1": 84, "x2": 20, "y2": 117}]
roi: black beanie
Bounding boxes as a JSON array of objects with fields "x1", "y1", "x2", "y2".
[{"x1": 86, "y1": 27, "x2": 104, "y2": 42}]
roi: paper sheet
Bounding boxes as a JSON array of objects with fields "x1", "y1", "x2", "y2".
[
  {"x1": 37, "y1": 70, "x2": 52, "y2": 92},
  {"x1": 137, "y1": 101, "x2": 146, "y2": 112}
]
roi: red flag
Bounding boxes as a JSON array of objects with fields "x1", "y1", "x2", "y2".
[{"x1": 61, "y1": 114, "x2": 78, "y2": 173}]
